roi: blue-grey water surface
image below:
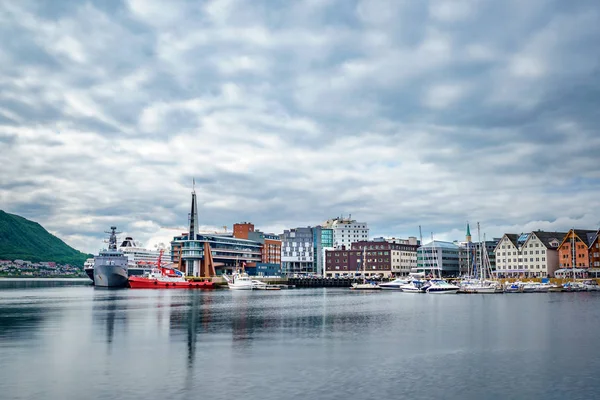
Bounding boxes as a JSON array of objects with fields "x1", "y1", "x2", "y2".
[{"x1": 1, "y1": 279, "x2": 599, "y2": 400}]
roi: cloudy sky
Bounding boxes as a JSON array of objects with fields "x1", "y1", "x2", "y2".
[{"x1": 1, "y1": 0, "x2": 599, "y2": 253}]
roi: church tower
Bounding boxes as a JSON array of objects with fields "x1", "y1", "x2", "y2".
[{"x1": 466, "y1": 222, "x2": 472, "y2": 243}]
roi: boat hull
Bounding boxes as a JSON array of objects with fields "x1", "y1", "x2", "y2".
[
  {"x1": 94, "y1": 264, "x2": 128, "y2": 288},
  {"x1": 350, "y1": 283, "x2": 381, "y2": 290},
  {"x1": 128, "y1": 276, "x2": 215, "y2": 289},
  {"x1": 426, "y1": 288, "x2": 459, "y2": 294}
]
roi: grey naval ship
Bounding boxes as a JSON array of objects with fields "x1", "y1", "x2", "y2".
[{"x1": 93, "y1": 227, "x2": 129, "y2": 288}]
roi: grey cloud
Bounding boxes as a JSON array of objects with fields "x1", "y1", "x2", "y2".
[{"x1": 1, "y1": 0, "x2": 599, "y2": 253}]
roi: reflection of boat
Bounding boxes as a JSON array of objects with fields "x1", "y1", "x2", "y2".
[
  {"x1": 379, "y1": 278, "x2": 409, "y2": 290},
  {"x1": 94, "y1": 227, "x2": 129, "y2": 288},
  {"x1": 128, "y1": 250, "x2": 214, "y2": 289},
  {"x1": 350, "y1": 247, "x2": 381, "y2": 290}
]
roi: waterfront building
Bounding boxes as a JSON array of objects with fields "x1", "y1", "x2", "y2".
[
  {"x1": 247, "y1": 229, "x2": 282, "y2": 276},
  {"x1": 324, "y1": 240, "x2": 418, "y2": 278},
  {"x1": 313, "y1": 226, "x2": 334, "y2": 276},
  {"x1": 557, "y1": 229, "x2": 597, "y2": 269},
  {"x1": 590, "y1": 232, "x2": 600, "y2": 269},
  {"x1": 280, "y1": 226, "x2": 333, "y2": 276},
  {"x1": 322, "y1": 216, "x2": 369, "y2": 249},
  {"x1": 494, "y1": 231, "x2": 565, "y2": 278},
  {"x1": 372, "y1": 237, "x2": 418, "y2": 276},
  {"x1": 416, "y1": 241, "x2": 461, "y2": 277},
  {"x1": 171, "y1": 189, "x2": 262, "y2": 277},
  {"x1": 233, "y1": 222, "x2": 255, "y2": 239},
  {"x1": 280, "y1": 227, "x2": 315, "y2": 275}
]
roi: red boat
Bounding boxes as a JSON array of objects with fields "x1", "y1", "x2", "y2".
[{"x1": 127, "y1": 250, "x2": 215, "y2": 289}]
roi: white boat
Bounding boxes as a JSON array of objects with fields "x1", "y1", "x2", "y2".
[
  {"x1": 583, "y1": 280, "x2": 600, "y2": 291},
  {"x1": 379, "y1": 278, "x2": 409, "y2": 290},
  {"x1": 400, "y1": 280, "x2": 426, "y2": 293},
  {"x1": 425, "y1": 279, "x2": 460, "y2": 294},
  {"x1": 350, "y1": 247, "x2": 381, "y2": 290},
  {"x1": 223, "y1": 270, "x2": 253, "y2": 290}
]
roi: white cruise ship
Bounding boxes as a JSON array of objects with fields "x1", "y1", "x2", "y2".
[{"x1": 85, "y1": 236, "x2": 172, "y2": 283}]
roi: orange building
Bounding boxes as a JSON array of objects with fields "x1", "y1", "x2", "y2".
[
  {"x1": 557, "y1": 229, "x2": 596, "y2": 269},
  {"x1": 262, "y1": 237, "x2": 282, "y2": 265},
  {"x1": 233, "y1": 222, "x2": 255, "y2": 239}
]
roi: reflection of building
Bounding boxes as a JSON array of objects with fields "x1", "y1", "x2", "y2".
[
  {"x1": 322, "y1": 216, "x2": 369, "y2": 249},
  {"x1": 417, "y1": 241, "x2": 461, "y2": 277},
  {"x1": 324, "y1": 240, "x2": 417, "y2": 278}
]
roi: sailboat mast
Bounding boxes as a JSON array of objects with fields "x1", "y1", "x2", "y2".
[
  {"x1": 430, "y1": 232, "x2": 437, "y2": 279},
  {"x1": 363, "y1": 246, "x2": 367, "y2": 283},
  {"x1": 477, "y1": 222, "x2": 482, "y2": 280},
  {"x1": 571, "y1": 229, "x2": 575, "y2": 281}
]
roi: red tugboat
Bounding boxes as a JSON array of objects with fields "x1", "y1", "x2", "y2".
[{"x1": 128, "y1": 250, "x2": 215, "y2": 289}]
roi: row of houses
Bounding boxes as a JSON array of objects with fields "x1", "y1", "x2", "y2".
[
  {"x1": 495, "y1": 229, "x2": 600, "y2": 278},
  {"x1": 170, "y1": 185, "x2": 598, "y2": 278}
]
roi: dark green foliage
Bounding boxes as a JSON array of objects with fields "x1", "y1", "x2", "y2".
[{"x1": 0, "y1": 210, "x2": 91, "y2": 266}]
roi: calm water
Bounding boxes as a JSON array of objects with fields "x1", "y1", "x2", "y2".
[{"x1": 1, "y1": 279, "x2": 600, "y2": 400}]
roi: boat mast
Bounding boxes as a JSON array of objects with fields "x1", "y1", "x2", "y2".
[
  {"x1": 362, "y1": 246, "x2": 367, "y2": 283},
  {"x1": 419, "y1": 225, "x2": 423, "y2": 277},
  {"x1": 571, "y1": 228, "x2": 575, "y2": 281},
  {"x1": 477, "y1": 222, "x2": 482, "y2": 281},
  {"x1": 430, "y1": 232, "x2": 438, "y2": 279}
]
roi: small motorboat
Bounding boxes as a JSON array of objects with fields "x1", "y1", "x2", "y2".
[
  {"x1": 379, "y1": 278, "x2": 409, "y2": 290},
  {"x1": 425, "y1": 279, "x2": 459, "y2": 294}
]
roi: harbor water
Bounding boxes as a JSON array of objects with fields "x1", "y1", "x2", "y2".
[{"x1": 1, "y1": 279, "x2": 599, "y2": 400}]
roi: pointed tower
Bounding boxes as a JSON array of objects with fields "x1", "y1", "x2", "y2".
[
  {"x1": 188, "y1": 179, "x2": 200, "y2": 276},
  {"x1": 189, "y1": 179, "x2": 198, "y2": 240},
  {"x1": 466, "y1": 222, "x2": 472, "y2": 243}
]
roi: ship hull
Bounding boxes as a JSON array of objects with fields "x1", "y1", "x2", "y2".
[
  {"x1": 128, "y1": 276, "x2": 215, "y2": 289},
  {"x1": 94, "y1": 264, "x2": 128, "y2": 288}
]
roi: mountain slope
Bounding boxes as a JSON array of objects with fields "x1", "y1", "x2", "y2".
[{"x1": 0, "y1": 210, "x2": 90, "y2": 266}]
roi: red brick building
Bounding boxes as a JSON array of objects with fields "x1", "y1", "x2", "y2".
[
  {"x1": 233, "y1": 222, "x2": 255, "y2": 239},
  {"x1": 325, "y1": 241, "x2": 417, "y2": 278}
]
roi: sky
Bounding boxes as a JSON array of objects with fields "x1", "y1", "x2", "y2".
[{"x1": 1, "y1": 0, "x2": 600, "y2": 254}]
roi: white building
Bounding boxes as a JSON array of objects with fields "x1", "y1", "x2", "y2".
[
  {"x1": 322, "y1": 217, "x2": 369, "y2": 250},
  {"x1": 494, "y1": 231, "x2": 564, "y2": 278}
]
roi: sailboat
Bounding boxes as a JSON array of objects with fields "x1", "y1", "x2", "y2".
[
  {"x1": 460, "y1": 224, "x2": 503, "y2": 294},
  {"x1": 350, "y1": 247, "x2": 381, "y2": 290}
]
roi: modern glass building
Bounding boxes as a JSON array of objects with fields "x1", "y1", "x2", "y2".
[
  {"x1": 417, "y1": 240, "x2": 461, "y2": 277},
  {"x1": 172, "y1": 233, "x2": 262, "y2": 276}
]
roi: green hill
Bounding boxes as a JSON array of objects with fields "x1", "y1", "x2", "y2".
[{"x1": 0, "y1": 210, "x2": 91, "y2": 266}]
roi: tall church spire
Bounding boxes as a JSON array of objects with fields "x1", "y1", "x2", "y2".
[
  {"x1": 189, "y1": 180, "x2": 198, "y2": 240},
  {"x1": 466, "y1": 222, "x2": 472, "y2": 243}
]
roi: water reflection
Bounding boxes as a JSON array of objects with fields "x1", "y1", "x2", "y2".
[{"x1": 91, "y1": 288, "x2": 128, "y2": 352}]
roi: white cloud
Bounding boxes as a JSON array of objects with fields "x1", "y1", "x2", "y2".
[
  {"x1": 422, "y1": 83, "x2": 468, "y2": 109},
  {"x1": 1, "y1": 0, "x2": 599, "y2": 255}
]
